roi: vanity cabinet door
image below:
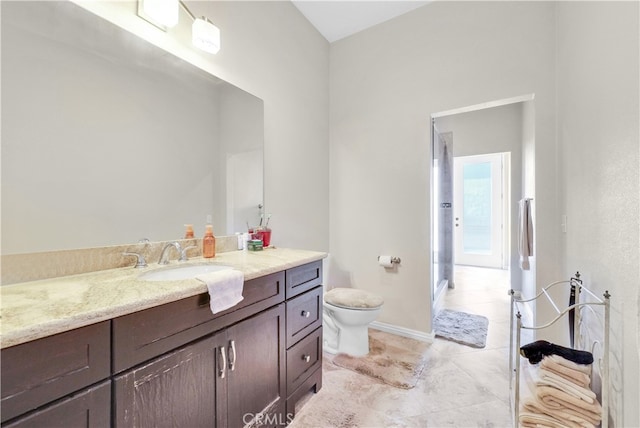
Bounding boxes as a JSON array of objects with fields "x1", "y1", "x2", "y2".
[
  {"x1": 114, "y1": 333, "x2": 227, "y2": 428},
  {"x1": 226, "y1": 304, "x2": 286, "y2": 427}
]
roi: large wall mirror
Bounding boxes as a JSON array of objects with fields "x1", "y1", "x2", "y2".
[{"x1": 1, "y1": 1, "x2": 264, "y2": 254}]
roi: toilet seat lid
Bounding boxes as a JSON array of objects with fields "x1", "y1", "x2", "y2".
[{"x1": 324, "y1": 288, "x2": 384, "y2": 310}]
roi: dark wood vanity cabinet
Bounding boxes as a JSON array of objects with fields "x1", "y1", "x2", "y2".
[
  {"x1": 114, "y1": 304, "x2": 286, "y2": 427},
  {"x1": 0, "y1": 260, "x2": 323, "y2": 427}
]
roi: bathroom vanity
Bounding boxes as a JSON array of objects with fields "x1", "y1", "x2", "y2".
[{"x1": 0, "y1": 249, "x2": 325, "y2": 427}]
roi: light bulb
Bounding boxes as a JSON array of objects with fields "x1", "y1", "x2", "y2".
[
  {"x1": 192, "y1": 17, "x2": 220, "y2": 54},
  {"x1": 142, "y1": 0, "x2": 178, "y2": 28}
]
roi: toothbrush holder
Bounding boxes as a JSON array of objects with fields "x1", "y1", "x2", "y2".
[
  {"x1": 257, "y1": 228, "x2": 272, "y2": 247},
  {"x1": 249, "y1": 227, "x2": 272, "y2": 247}
]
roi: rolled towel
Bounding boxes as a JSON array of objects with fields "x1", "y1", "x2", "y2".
[
  {"x1": 196, "y1": 269, "x2": 245, "y2": 314},
  {"x1": 523, "y1": 398, "x2": 598, "y2": 428},
  {"x1": 541, "y1": 357, "x2": 591, "y2": 388},
  {"x1": 538, "y1": 368, "x2": 596, "y2": 403},
  {"x1": 536, "y1": 386, "x2": 602, "y2": 422},
  {"x1": 520, "y1": 340, "x2": 594, "y2": 365}
]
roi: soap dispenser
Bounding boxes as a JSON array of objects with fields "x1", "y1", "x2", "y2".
[{"x1": 203, "y1": 225, "x2": 216, "y2": 258}]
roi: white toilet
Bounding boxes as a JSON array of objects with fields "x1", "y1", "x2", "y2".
[{"x1": 323, "y1": 288, "x2": 384, "y2": 357}]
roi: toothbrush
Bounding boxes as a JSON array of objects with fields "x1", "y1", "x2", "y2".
[{"x1": 265, "y1": 213, "x2": 272, "y2": 228}]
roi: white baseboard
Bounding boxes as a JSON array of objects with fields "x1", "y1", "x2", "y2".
[{"x1": 370, "y1": 321, "x2": 435, "y2": 343}]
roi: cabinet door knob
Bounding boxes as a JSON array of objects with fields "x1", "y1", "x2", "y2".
[
  {"x1": 228, "y1": 340, "x2": 237, "y2": 372},
  {"x1": 301, "y1": 310, "x2": 311, "y2": 318},
  {"x1": 302, "y1": 354, "x2": 311, "y2": 363},
  {"x1": 219, "y1": 346, "x2": 226, "y2": 379}
]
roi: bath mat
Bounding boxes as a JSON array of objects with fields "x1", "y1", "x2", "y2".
[
  {"x1": 331, "y1": 329, "x2": 429, "y2": 389},
  {"x1": 433, "y1": 309, "x2": 488, "y2": 348}
]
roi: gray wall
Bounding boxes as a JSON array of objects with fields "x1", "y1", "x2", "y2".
[
  {"x1": 329, "y1": 0, "x2": 557, "y2": 338},
  {"x1": 329, "y1": 2, "x2": 638, "y2": 424},
  {"x1": 556, "y1": 2, "x2": 639, "y2": 425}
]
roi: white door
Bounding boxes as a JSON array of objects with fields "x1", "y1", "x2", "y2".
[{"x1": 454, "y1": 153, "x2": 504, "y2": 268}]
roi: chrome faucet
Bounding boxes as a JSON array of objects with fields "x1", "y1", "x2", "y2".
[{"x1": 158, "y1": 241, "x2": 183, "y2": 265}]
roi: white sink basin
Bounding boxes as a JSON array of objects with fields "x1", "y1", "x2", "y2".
[{"x1": 139, "y1": 264, "x2": 232, "y2": 282}]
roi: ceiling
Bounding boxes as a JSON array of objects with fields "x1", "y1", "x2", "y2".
[{"x1": 291, "y1": 1, "x2": 431, "y2": 43}]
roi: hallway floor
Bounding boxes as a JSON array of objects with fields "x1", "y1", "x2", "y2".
[{"x1": 289, "y1": 265, "x2": 515, "y2": 427}]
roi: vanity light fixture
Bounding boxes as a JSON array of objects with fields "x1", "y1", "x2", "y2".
[
  {"x1": 180, "y1": 1, "x2": 221, "y2": 54},
  {"x1": 138, "y1": 0, "x2": 221, "y2": 54},
  {"x1": 137, "y1": 0, "x2": 179, "y2": 30}
]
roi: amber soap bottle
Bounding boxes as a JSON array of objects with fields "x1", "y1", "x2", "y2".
[{"x1": 203, "y1": 225, "x2": 216, "y2": 258}]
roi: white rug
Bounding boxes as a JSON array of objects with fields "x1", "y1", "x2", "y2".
[{"x1": 433, "y1": 309, "x2": 489, "y2": 348}]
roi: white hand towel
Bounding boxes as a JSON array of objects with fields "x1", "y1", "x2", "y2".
[
  {"x1": 518, "y1": 198, "x2": 534, "y2": 270},
  {"x1": 196, "y1": 269, "x2": 245, "y2": 314}
]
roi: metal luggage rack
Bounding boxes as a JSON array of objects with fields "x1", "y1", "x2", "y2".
[{"x1": 509, "y1": 272, "x2": 611, "y2": 428}]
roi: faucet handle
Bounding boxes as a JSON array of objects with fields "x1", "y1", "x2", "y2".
[
  {"x1": 123, "y1": 252, "x2": 148, "y2": 268},
  {"x1": 180, "y1": 245, "x2": 198, "y2": 262}
]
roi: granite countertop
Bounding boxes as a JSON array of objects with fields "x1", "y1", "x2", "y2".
[{"x1": 0, "y1": 247, "x2": 327, "y2": 349}]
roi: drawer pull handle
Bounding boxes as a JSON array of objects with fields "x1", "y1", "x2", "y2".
[
  {"x1": 229, "y1": 340, "x2": 237, "y2": 371},
  {"x1": 219, "y1": 346, "x2": 226, "y2": 379},
  {"x1": 301, "y1": 310, "x2": 311, "y2": 318},
  {"x1": 302, "y1": 354, "x2": 311, "y2": 363}
]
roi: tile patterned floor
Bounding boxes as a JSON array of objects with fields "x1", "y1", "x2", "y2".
[{"x1": 289, "y1": 266, "x2": 516, "y2": 428}]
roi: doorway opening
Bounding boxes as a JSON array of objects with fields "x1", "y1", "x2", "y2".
[{"x1": 430, "y1": 94, "x2": 535, "y2": 316}]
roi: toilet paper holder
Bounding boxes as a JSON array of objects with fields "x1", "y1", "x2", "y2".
[{"x1": 378, "y1": 256, "x2": 401, "y2": 264}]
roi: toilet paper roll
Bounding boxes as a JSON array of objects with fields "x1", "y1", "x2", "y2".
[{"x1": 378, "y1": 255, "x2": 393, "y2": 268}]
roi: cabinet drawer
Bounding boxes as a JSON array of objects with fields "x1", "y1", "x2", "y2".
[
  {"x1": 3, "y1": 380, "x2": 111, "y2": 428},
  {"x1": 113, "y1": 270, "x2": 285, "y2": 373},
  {"x1": 285, "y1": 261, "x2": 322, "y2": 299},
  {"x1": 286, "y1": 327, "x2": 322, "y2": 394},
  {"x1": 286, "y1": 286, "x2": 322, "y2": 348},
  {"x1": 1, "y1": 322, "x2": 110, "y2": 423}
]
